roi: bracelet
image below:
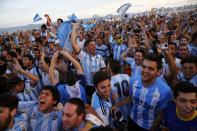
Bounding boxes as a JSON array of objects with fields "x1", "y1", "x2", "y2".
[{"x1": 86, "y1": 121, "x2": 93, "y2": 129}]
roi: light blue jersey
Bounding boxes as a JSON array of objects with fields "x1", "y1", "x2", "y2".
[
  {"x1": 91, "y1": 92, "x2": 112, "y2": 126},
  {"x1": 125, "y1": 57, "x2": 142, "y2": 77},
  {"x1": 129, "y1": 75, "x2": 173, "y2": 130},
  {"x1": 57, "y1": 81, "x2": 87, "y2": 104},
  {"x1": 5, "y1": 113, "x2": 29, "y2": 131},
  {"x1": 78, "y1": 50, "x2": 106, "y2": 86},
  {"x1": 177, "y1": 72, "x2": 197, "y2": 87},
  {"x1": 18, "y1": 102, "x2": 63, "y2": 131},
  {"x1": 96, "y1": 44, "x2": 110, "y2": 61},
  {"x1": 20, "y1": 66, "x2": 42, "y2": 96},
  {"x1": 111, "y1": 43, "x2": 127, "y2": 63},
  {"x1": 188, "y1": 43, "x2": 197, "y2": 56},
  {"x1": 16, "y1": 85, "x2": 38, "y2": 102},
  {"x1": 110, "y1": 74, "x2": 130, "y2": 118}
]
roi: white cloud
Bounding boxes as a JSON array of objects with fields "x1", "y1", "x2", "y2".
[{"x1": 0, "y1": 0, "x2": 196, "y2": 28}]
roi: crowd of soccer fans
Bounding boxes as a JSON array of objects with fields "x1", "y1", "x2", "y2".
[{"x1": 0, "y1": 8, "x2": 196, "y2": 131}]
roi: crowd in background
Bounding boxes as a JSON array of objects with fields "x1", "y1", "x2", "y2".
[{"x1": 0, "y1": 8, "x2": 197, "y2": 131}]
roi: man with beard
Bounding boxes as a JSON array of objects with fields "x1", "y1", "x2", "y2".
[
  {"x1": 91, "y1": 71, "x2": 113, "y2": 127},
  {"x1": 17, "y1": 85, "x2": 63, "y2": 131},
  {"x1": 0, "y1": 94, "x2": 28, "y2": 131},
  {"x1": 111, "y1": 53, "x2": 173, "y2": 131}
]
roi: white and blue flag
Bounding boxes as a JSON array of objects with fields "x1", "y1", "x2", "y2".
[
  {"x1": 57, "y1": 21, "x2": 73, "y2": 51},
  {"x1": 117, "y1": 3, "x2": 131, "y2": 17},
  {"x1": 81, "y1": 23, "x2": 96, "y2": 31},
  {"x1": 33, "y1": 13, "x2": 42, "y2": 22}
]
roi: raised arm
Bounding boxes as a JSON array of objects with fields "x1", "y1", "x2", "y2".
[
  {"x1": 71, "y1": 23, "x2": 80, "y2": 53},
  {"x1": 13, "y1": 58, "x2": 39, "y2": 83},
  {"x1": 61, "y1": 50, "x2": 83, "y2": 74},
  {"x1": 121, "y1": 36, "x2": 136, "y2": 61},
  {"x1": 49, "y1": 52, "x2": 59, "y2": 85},
  {"x1": 163, "y1": 48, "x2": 179, "y2": 88},
  {"x1": 40, "y1": 52, "x2": 49, "y2": 73},
  {"x1": 44, "y1": 14, "x2": 52, "y2": 27}
]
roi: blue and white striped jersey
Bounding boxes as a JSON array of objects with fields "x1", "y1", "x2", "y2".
[
  {"x1": 129, "y1": 76, "x2": 173, "y2": 130},
  {"x1": 40, "y1": 70, "x2": 59, "y2": 86},
  {"x1": 111, "y1": 43, "x2": 127, "y2": 63},
  {"x1": 125, "y1": 57, "x2": 142, "y2": 77},
  {"x1": 177, "y1": 72, "x2": 197, "y2": 87},
  {"x1": 18, "y1": 102, "x2": 63, "y2": 131},
  {"x1": 188, "y1": 43, "x2": 197, "y2": 56},
  {"x1": 96, "y1": 44, "x2": 110, "y2": 60},
  {"x1": 17, "y1": 85, "x2": 38, "y2": 102},
  {"x1": 110, "y1": 74, "x2": 130, "y2": 118},
  {"x1": 20, "y1": 66, "x2": 42, "y2": 95},
  {"x1": 78, "y1": 50, "x2": 106, "y2": 86},
  {"x1": 91, "y1": 92, "x2": 112, "y2": 126},
  {"x1": 5, "y1": 113, "x2": 29, "y2": 131}
]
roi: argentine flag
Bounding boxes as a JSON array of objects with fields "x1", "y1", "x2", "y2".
[
  {"x1": 57, "y1": 21, "x2": 73, "y2": 51},
  {"x1": 81, "y1": 23, "x2": 96, "y2": 31},
  {"x1": 33, "y1": 13, "x2": 42, "y2": 22}
]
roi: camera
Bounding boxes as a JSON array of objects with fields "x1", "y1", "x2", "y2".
[
  {"x1": 111, "y1": 110, "x2": 126, "y2": 129},
  {"x1": 160, "y1": 43, "x2": 168, "y2": 49},
  {"x1": 111, "y1": 110, "x2": 124, "y2": 122}
]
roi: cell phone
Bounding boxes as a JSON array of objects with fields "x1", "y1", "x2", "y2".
[{"x1": 160, "y1": 43, "x2": 168, "y2": 49}]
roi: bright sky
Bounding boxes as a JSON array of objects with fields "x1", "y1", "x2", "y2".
[{"x1": 0, "y1": 0, "x2": 196, "y2": 28}]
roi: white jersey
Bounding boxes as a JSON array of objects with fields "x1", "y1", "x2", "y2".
[
  {"x1": 41, "y1": 70, "x2": 59, "y2": 86},
  {"x1": 110, "y1": 74, "x2": 130, "y2": 118},
  {"x1": 78, "y1": 50, "x2": 106, "y2": 86},
  {"x1": 18, "y1": 102, "x2": 63, "y2": 131},
  {"x1": 111, "y1": 74, "x2": 130, "y2": 100},
  {"x1": 130, "y1": 76, "x2": 173, "y2": 129},
  {"x1": 91, "y1": 92, "x2": 112, "y2": 126}
]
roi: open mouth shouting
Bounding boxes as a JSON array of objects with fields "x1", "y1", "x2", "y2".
[{"x1": 39, "y1": 98, "x2": 47, "y2": 105}]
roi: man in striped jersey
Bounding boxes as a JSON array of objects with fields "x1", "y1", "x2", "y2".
[
  {"x1": 71, "y1": 23, "x2": 106, "y2": 98},
  {"x1": 95, "y1": 37, "x2": 110, "y2": 64},
  {"x1": 174, "y1": 56, "x2": 197, "y2": 87},
  {"x1": 6, "y1": 73, "x2": 39, "y2": 102},
  {"x1": 17, "y1": 86, "x2": 63, "y2": 131},
  {"x1": 121, "y1": 48, "x2": 144, "y2": 77},
  {"x1": 109, "y1": 34, "x2": 127, "y2": 65},
  {"x1": 112, "y1": 53, "x2": 173, "y2": 131},
  {"x1": 91, "y1": 71, "x2": 113, "y2": 127},
  {"x1": 0, "y1": 94, "x2": 28, "y2": 131},
  {"x1": 13, "y1": 57, "x2": 39, "y2": 101}
]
